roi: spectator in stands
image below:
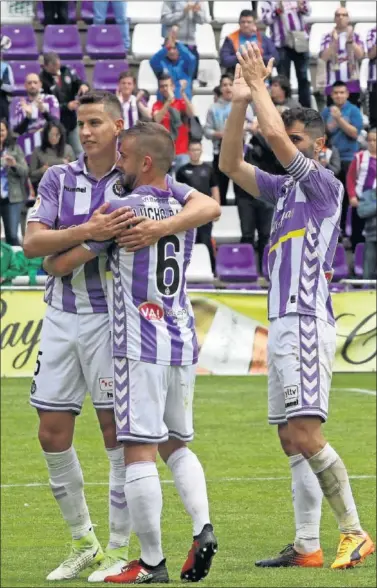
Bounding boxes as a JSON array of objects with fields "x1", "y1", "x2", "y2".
[
  {"x1": 367, "y1": 27, "x2": 376, "y2": 129},
  {"x1": 346, "y1": 128, "x2": 376, "y2": 269},
  {"x1": 318, "y1": 134, "x2": 341, "y2": 176},
  {"x1": 319, "y1": 6, "x2": 365, "y2": 107},
  {"x1": 0, "y1": 35, "x2": 14, "y2": 123},
  {"x1": 116, "y1": 71, "x2": 151, "y2": 128},
  {"x1": 40, "y1": 52, "x2": 89, "y2": 157},
  {"x1": 152, "y1": 74, "x2": 194, "y2": 171},
  {"x1": 161, "y1": 1, "x2": 209, "y2": 80},
  {"x1": 150, "y1": 30, "x2": 196, "y2": 100},
  {"x1": 213, "y1": 85, "x2": 220, "y2": 102},
  {"x1": 270, "y1": 74, "x2": 300, "y2": 108},
  {"x1": 322, "y1": 81, "x2": 363, "y2": 242},
  {"x1": 0, "y1": 119, "x2": 29, "y2": 246},
  {"x1": 13, "y1": 73, "x2": 60, "y2": 163},
  {"x1": 204, "y1": 74, "x2": 254, "y2": 205},
  {"x1": 93, "y1": 1, "x2": 130, "y2": 53},
  {"x1": 176, "y1": 140, "x2": 220, "y2": 273},
  {"x1": 260, "y1": 1, "x2": 311, "y2": 108},
  {"x1": 220, "y1": 9, "x2": 278, "y2": 77},
  {"x1": 29, "y1": 120, "x2": 74, "y2": 191},
  {"x1": 42, "y1": 1, "x2": 69, "y2": 25}
]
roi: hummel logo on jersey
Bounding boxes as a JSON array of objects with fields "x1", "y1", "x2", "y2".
[
  {"x1": 64, "y1": 186, "x2": 87, "y2": 193},
  {"x1": 139, "y1": 302, "x2": 164, "y2": 321}
]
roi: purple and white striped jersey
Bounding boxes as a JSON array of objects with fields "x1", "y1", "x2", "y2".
[
  {"x1": 260, "y1": 1, "x2": 311, "y2": 49},
  {"x1": 107, "y1": 187, "x2": 198, "y2": 366},
  {"x1": 320, "y1": 32, "x2": 364, "y2": 94},
  {"x1": 367, "y1": 27, "x2": 376, "y2": 85},
  {"x1": 27, "y1": 154, "x2": 123, "y2": 314},
  {"x1": 256, "y1": 151, "x2": 344, "y2": 325}
]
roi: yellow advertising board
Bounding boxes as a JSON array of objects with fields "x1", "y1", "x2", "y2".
[{"x1": 0, "y1": 289, "x2": 376, "y2": 377}]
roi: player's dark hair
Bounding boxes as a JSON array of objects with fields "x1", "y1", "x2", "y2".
[
  {"x1": 120, "y1": 122, "x2": 175, "y2": 174},
  {"x1": 281, "y1": 107, "x2": 325, "y2": 139},
  {"x1": 213, "y1": 85, "x2": 221, "y2": 98},
  {"x1": 78, "y1": 90, "x2": 123, "y2": 120},
  {"x1": 43, "y1": 51, "x2": 59, "y2": 66},
  {"x1": 118, "y1": 70, "x2": 136, "y2": 84},
  {"x1": 239, "y1": 9, "x2": 255, "y2": 20},
  {"x1": 271, "y1": 74, "x2": 292, "y2": 98},
  {"x1": 332, "y1": 80, "x2": 348, "y2": 90}
]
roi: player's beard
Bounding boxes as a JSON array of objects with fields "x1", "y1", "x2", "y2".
[
  {"x1": 121, "y1": 173, "x2": 138, "y2": 194},
  {"x1": 299, "y1": 145, "x2": 315, "y2": 159}
]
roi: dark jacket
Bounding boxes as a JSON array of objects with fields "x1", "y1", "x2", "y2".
[
  {"x1": 220, "y1": 29, "x2": 279, "y2": 76},
  {"x1": 245, "y1": 133, "x2": 286, "y2": 177},
  {"x1": 1, "y1": 143, "x2": 29, "y2": 203},
  {"x1": 40, "y1": 65, "x2": 87, "y2": 132}
]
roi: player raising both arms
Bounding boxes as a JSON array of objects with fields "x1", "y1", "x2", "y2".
[
  {"x1": 43, "y1": 122, "x2": 219, "y2": 585},
  {"x1": 23, "y1": 93, "x2": 220, "y2": 582},
  {"x1": 219, "y1": 43, "x2": 375, "y2": 570}
]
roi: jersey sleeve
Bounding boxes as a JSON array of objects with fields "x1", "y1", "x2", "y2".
[
  {"x1": 27, "y1": 167, "x2": 61, "y2": 227},
  {"x1": 255, "y1": 168, "x2": 287, "y2": 205},
  {"x1": 166, "y1": 174, "x2": 194, "y2": 204}
]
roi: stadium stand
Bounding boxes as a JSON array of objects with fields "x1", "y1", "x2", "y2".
[
  {"x1": 186, "y1": 243, "x2": 215, "y2": 284},
  {"x1": 93, "y1": 60, "x2": 130, "y2": 91},
  {"x1": 1, "y1": 25, "x2": 38, "y2": 59},
  {"x1": 86, "y1": 24, "x2": 125, "y2": 59},
  {"x1": 216, "y1": 244, "x2": 259, "y2": 282},
  {"x1": 9, "y1": 61, "x2": 40, "y2": 96},
  {"x1": 43, "y1": 24, "x2": 83, "y2": 59}
]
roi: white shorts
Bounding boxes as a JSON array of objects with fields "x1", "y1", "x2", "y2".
[
  {"x1": 267, "y1": 314, "x2": 336, "y2": 424},
  {"x1": 30, "y1": 306, "x2": 114, "y2": 414},
  {"x1": 114, "y1": 357, "x2": 196, "y2": 444}
]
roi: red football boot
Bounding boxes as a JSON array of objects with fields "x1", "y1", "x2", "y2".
[
  {"x1": 104, "y1": 559, "x2": 169, "y2": 584},
  {"x1": 181, "y1": 524, "x2": 218, "y2": 582}
]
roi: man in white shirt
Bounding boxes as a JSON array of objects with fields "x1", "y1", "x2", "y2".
[{"x1": 117, "y1": 71, "x2": 151, "y2": 130}]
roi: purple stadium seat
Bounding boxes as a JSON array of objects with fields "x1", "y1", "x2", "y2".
[
  {"x1": 345, "y1": 205, "x2": 352, "y2": 238},
  {"x1": 262, "y1": 246, "x2": 269, "y2": 281},
  {"x1": 43, "y1": 25, "x2": 83, "y2": 59},
  {"x1": 61, "y1": 60, "x2": 87, "y2": 82},
  {"x1": 93, "y1": 60, "x2": 128, "y2": 91},
  {"x1": 9, "y1": 61, "x2": 40, "y2": 96},
  {"x1": 354, "y1": 243, "x2": 364, "y2": 278},
  {"x1": 332, "y1": 244, "x2": 349, "y2": 281},
  {"x1": 187, "y1": 283, "x2": 216, "y2": 290},
  {"x1": 223, "y1": 283, "x2": 262, "y2": 290},
  {"x1": 1, "y1": 25, "x2": 38, "y2": 60},
  {"x1": 216, "y1": 244, "x2": 259, "y2": 282},
  {"x1": 36, "y1": 1, "x2": 77, "y2": 23},
  {"x1": 81, "y1": 1, "x2": 116, "y2": 23},
  {"x1": 86, "y1": 25, "x2": 125, "y2": 59}
]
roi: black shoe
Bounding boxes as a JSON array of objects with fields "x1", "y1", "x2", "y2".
[
  {"x1": 181, "y1": 524, "x2": 218, "y2": 582},
  {"x1": 255, "y1": 544, "x2": 324, "y2": 568}
]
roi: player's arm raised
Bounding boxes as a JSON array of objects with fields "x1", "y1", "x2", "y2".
[
  {"x1": 219, "y1": 65, "x2": 262, "y2": 197},
  {"x1": 236, "y1": 43, "x2": 299, "y2": 169}
]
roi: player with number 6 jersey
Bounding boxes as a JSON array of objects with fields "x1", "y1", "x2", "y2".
[{"x1": 44, "y1": 122, "x2": 220, "y2": 585}]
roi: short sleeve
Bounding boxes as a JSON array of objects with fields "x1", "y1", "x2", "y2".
[
  {"x1": 255, "y1": 168, "x2": 288, "y2": 205},
  {"x1": 349, "y1": 105, "x2": 363, "y2": 133},
  {"x1": 166, "y1": 174, "x2": 194, "y2": 204},
  {"x1": 27, "y1": 167, "x2": 61, "y2": 227},
  {"x1": 299, "y1": 163, "x2": 344, "y2": 215}
]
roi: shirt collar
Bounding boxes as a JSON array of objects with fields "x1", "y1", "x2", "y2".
[{"x1": 72, "y1": 153, "x2": 121, "y2": 179}]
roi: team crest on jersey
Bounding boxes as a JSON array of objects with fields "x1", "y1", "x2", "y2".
[
  {"x1": 113, "y1": 179, "x2": 126, "y2": 197},
  {"x1": 139, "y1": 302, "x2": 164, "y2": 321},
  {"x1": 29, "y1": 196, "x2": 41, "y2": 216}
]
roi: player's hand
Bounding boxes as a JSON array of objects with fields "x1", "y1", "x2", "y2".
[
  {"x1": 86, "y1": 203, "x2": 135, "y2": 241},
  {"x1": 231, "y1": 64, "x2": 253, "y2": 104},
  {"x1": 36, "y1": 97, "x2": 46, "y2": 113},
  {"x1": 347, "y1": 25, "x2": 354, "y2": 42},
  {"x1": 237, "y1": 43, "x2": 274, "y2": 88},
  {"x1": 115, "y1": 217, "x2": 165, "y2": 251},
  {"x1": 20, "y1": 99, "x2": 33, "y2": 118},
  {"x1": 332, "y1": 28, "x2": 339, "y2": 42}
]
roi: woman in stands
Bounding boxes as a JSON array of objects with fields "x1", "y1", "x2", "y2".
[
  {"x1": 29, "y1": 120, "x2": 75, "y2": 191},
  {"x1": 0, "y1": 118, "x2": 29, "y2": 246}
]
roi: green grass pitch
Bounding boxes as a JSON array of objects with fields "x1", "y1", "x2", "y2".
[{"x1": 1, "y1": 374, "x2": 376, "y2": 587}]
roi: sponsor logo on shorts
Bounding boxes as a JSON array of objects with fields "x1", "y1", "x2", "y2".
[
  {"x1": 30, "y1": 380, "x2": 37, "y2": 395},
  {"x1": 139, "y1": 302, "x2": 164, "y2": 321},
  {"x1": 284, "y1": 385, "x2": 299, "y2": 408},
  {"x1": 99, "y1": 377, "x2": 113, "y2": 393}
]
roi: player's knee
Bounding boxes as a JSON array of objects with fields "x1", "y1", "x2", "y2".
[
  {"x1": 158, "y1": 438, "x2": 187, "y2": 463},
  {"x1": 287, "y1": 417, "x2": 325, "y2": 458},
  {"x1": 123, "y1": 442, "x2": 158, "y2": 466},
  {"x1": 277, "y1": 423, "x2": 297, "y2": 456},
  {"x1": 37, "y1": 410, "x2": 75, "y2": 452}
]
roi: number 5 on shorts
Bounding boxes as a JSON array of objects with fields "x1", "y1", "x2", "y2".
[{"x1": 34, "y1": 351, "x2": 43, "y2": 376}]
